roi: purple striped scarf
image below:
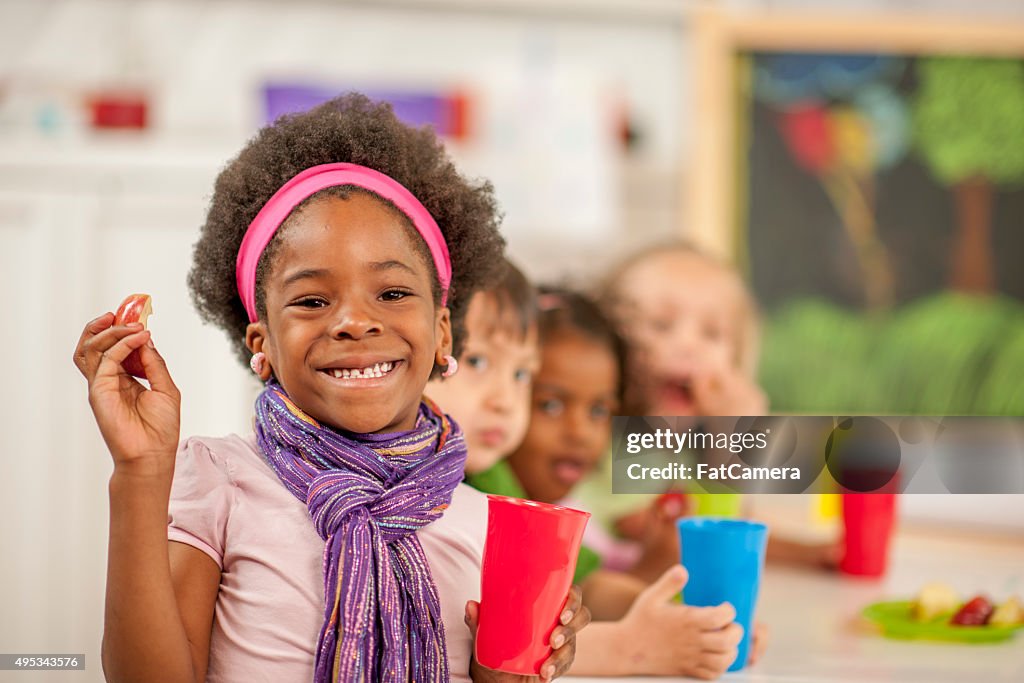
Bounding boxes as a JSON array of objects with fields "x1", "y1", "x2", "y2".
[{"x1": 254, "y1": 381, "x2": 466, "y2": 682}]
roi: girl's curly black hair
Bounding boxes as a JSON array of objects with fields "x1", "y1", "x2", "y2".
[
  {"x1": 188, "y1": 93, "x2": 506, "y2": 372},
  {"x1": 536, "y1": 285, "x2": 628, "y2": 408}
]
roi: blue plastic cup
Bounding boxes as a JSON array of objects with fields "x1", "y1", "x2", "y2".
[{"x1": 677, "y1": 518, "x2": 769, "y2": 672}]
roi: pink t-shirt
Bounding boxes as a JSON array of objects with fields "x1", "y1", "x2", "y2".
[
  {"x1": 167, "y1": 434, "x2": 486, "y2": 682},
  {"x1": 558, "y1": 495, "x2": 641, "y2": 572}
]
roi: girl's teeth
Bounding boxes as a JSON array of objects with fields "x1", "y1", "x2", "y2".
[{"x1": 329, "y1": 362, "x2": 395, "y2": 379}]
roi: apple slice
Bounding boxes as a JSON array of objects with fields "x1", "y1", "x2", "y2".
[
  {"x1": 912, "y1": 582, "x2": 959, "y2": 622},
  {"x1": 114, "y1": 293, "x2": 153, "y2": 379},
  {"x1": 950, "y1": 595, "x2": 994, "y2": 626},
  {"x1": 657, "y1": 491, "x2": 689, "y2": 518},
  {"x1": 989, "y1": 596, "x2": 1024, "y2": 626}
]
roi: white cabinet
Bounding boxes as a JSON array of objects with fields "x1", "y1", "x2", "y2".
[{"x1": 0, "y1": 146, "x2": 256, "y2": 674}]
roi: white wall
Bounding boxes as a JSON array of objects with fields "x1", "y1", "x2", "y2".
[{"x1": 0, "y1": 0, "x2": 689, "y2": 285}]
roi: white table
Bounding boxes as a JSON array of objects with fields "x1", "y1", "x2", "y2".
[{"x1": 571, "y1": 522, "x2": 1024, "y2": 682}]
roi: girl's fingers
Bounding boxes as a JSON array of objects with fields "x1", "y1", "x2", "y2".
[
  {"x1": 549, "y1": 625, "x2": 568, "y2": 650},
  {"x1": 540, "y1": 589, "x2": 585, "y2": 682},
  {"x1": 559, "y1": 585, "x2": 583, "y2": 625},
  {"x1": 548, "y1": 620, "x2": 580, "y2": 651},
  {"x1": 566, "y1": 602, "x2": 591, "y2": 634},
  {"x1": 463, "y1": 600, "x2": 480, "y2": 637},
  {"x1": 75, "y1": 320, "x2": 145, "y2": 379},
  {"x1": 94, "y1": 329, "x2": 151, "y2": 383},
  {"x1": 73, "y1": 313, "x2": 114, "y2": 373},
  {"x1": 136, "y1": 339, "x2": 180, "y2": 401},
  {"x1": 79, "y1": 312, "x2": 115, "y2": 339},
  {"x1": 539, "y1": 636, "x2": 574, "y2": 681}
]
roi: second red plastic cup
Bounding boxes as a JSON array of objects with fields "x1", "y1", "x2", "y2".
[
  {"x1": 475, "y1": 495, "x2": 590, "y2": 675},
  {"x1": 840, "y1": 492, "x2": 897, "y2": 577}
]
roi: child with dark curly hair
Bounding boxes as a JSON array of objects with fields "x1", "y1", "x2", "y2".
[{"x1": 72, "y1": 94, "x2": 586, "y2": 683}]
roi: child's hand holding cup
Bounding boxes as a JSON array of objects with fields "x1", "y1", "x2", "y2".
[
  {"x1": 472, "y1": 495, "x2": 592, "y2": 680},
  {"x1": 677, "y1": 518, "x2": 769, "y2": 672}
]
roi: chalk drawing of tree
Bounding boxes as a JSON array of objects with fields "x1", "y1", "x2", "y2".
[{"x1": 913, "y1": 57, "x2": 1024, "y2": 294}]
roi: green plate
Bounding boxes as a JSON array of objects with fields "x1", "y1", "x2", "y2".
[{"x1": 862, "y1": 600, "x2": 1024, "y2": 643}]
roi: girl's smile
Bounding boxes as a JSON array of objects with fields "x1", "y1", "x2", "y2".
[
  {"x1": 318, "y1": 357, "x2": 402, "y2": 382},
  {"x1": 247, "y1": 191, "x2": 451, "y2": 435}
]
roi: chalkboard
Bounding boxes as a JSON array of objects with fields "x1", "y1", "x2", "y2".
[{"x1": 740, "y1": 53, "x2": 1024, "y2": 311}]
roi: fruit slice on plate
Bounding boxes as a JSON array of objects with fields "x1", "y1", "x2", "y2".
[
  {"x1": 912, "y1": 582, "x2": 959, "y2": 622},
  {"x1": 989, "y1": 597, "x2": 1024, "y2": 626},
  {"x1": 114, "y1": 293, "x2": 153, "y2": 379},
  {"x1": 950, "y1": 595, "x2": 994, "y2": 626},
  {"x1": 863, "y1": 600, "x2": 1023, "y2": 643}
]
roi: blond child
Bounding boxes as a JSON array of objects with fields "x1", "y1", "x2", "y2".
[{"x1": 599, "y1": 242, "x2": 838, "y2": 569}]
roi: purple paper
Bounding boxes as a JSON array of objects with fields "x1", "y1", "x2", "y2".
[{"x1": 262, "y1": 84, "x2": 467, "y2": 138}]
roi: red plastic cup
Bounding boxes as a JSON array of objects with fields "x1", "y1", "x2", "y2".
[
  {"x1": 475, "y1": 495, "x2": 590, "y2": 675},
  {"x1": 840, "y1": 492, "x2": 897, "y2": 577}
]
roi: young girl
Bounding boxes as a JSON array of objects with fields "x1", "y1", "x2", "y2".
[
  {"x1": 506, "y1": 288, "x2": 681, "y2": 585},
  {"x1": 600, "y1": 241, "x2": 839, "y2": 568},
  {"x1": 72, "y1": 94, "x2": 586, "y2": 683},
  {"x1": 426, "y1": 260, "x2": 539, "y2": 479},
  {"x1": 601, "y1": 242, "x2": 765, "y2": 419}
]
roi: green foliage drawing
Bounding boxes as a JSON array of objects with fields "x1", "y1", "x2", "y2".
[
  {"x1": 913, "y1": 58, "x2": 1024, "y2": 185},
  {"x1": 912, "y1": 57, "x2": 1024, "y2": 293},
  {"x1": 759, "y1": 294, "x2": 1024, "y2": 416}
]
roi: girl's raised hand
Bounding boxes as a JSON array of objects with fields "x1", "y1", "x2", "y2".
[
  {"x1": 466, "y1": 585, "x2": 590, "y2": 682},
  {"x1": 73, "y1": 312, "x2": 181, "y2": 475}
]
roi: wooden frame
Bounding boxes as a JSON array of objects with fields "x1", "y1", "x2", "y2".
[{"x1": 684, "y1": 6, "x2": 1024, "y2": 260}]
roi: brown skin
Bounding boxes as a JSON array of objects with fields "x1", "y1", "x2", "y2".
[
  {"x1": 74, "y1": 314, "x2": 208, "y2": 682},
  {"x1": 467, "y1": 587, "x2": 589, "y2": 681},
  {"x1": 74, "y1": 194, "x2": 582, "y2": 682},
  {"x1": 508, "y1": 332, "x2": 619, "y2": 504},
  {"x1": 245, "y1": 194, "x2": 453, "y2": 434}
]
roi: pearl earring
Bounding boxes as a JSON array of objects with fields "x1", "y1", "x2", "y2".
[
  {"x1": 442, "y1": 354, "x2": 459, "y2": 378},
  {"x1": 250, "y1": 351, "x2": 267, "y2": 376}
]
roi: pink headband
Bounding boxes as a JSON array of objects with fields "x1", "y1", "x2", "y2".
[{"x1": 235, "y1": 162, "x2": 451, "y2": 322}]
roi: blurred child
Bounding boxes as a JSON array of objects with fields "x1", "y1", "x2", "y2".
[
  {"x1": 431, "y1": 276, "x2": 756, "y2": 677},
  {"x1": 71, "y1": 94, "x2": 585, "y2": 683},
  {"x1": 600, "y1": 241, "x2": 839, "y2": 569},
  {"x1": 505, "y1": 288, "x2": 678, "y2": 582},
  {"x1": 427, "y1": 264, "x2": 609, "y2": 582},
  {"x1": 602, "y1": 242, "x2": 765, "y2": 418},
  {"x1": 427, "y1": 261, "x2": 539, "y2": 477}
]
